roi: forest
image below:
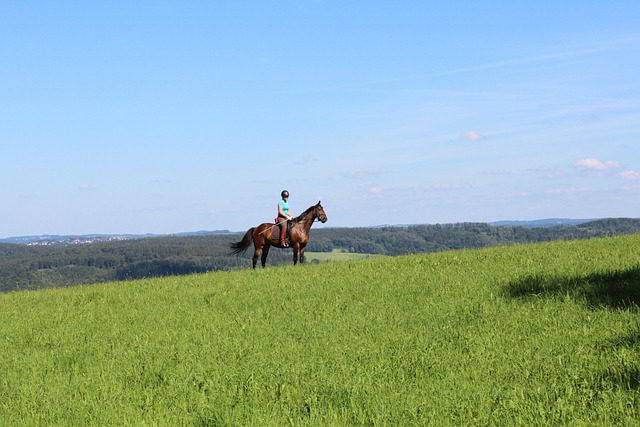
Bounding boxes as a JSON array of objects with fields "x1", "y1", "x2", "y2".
[{"x1": 1, "y1": 218, "x2": 639, "y2": 293}]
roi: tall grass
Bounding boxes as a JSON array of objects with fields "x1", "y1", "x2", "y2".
[{"x1": 1, "y1": 235, "x2": 640, "y2": 425}]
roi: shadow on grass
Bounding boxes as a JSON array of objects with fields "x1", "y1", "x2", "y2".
[
  {"x1": 504, "y1": 267, "x2": 640, "y2": 390},
  {"x1": 597, "y1": 325, "x2": 640, "y2": 391},
  {"x1": 503, "y1": 266, "x2": 640, "y2": 310}
]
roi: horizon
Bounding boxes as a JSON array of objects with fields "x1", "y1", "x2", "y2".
[
  {"x1": 2, "y1": 2, "x2": 639, "y2": 237},
  {"x1": 6, "y1": 216, "x2": 639, "y2": 241}
]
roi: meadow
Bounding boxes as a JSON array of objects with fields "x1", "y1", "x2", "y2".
[
  {"x1": 1, "y1": 235, "x2": 640, "y2": 426},
  {"x1": 305, "y1": 249, "x2": 382, "y2": 262}
]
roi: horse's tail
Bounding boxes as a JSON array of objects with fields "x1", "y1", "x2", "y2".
[{"x1": 229, "y1": 227, "x2": 255, "y2": 255}]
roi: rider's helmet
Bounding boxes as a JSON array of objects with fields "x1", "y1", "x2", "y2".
[{"x1": 281, "y1": 190, "x2": 289, "y2": 198}]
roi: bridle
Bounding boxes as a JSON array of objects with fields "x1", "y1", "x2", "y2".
[{"x1": 313, "y1": 206, "x2": 328, "y2": 223}]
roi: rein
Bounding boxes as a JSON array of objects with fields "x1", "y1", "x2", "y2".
[{"x1": 257, "y1": 210, "x2": 319, "y2": 236}]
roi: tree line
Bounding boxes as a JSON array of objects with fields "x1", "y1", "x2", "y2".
[
  {"x1": 1, "y1": 218, "x2": 639, "y2": 292},
  {"x1": 309, "y1": 218, "x2": 640, "y2": 255}
]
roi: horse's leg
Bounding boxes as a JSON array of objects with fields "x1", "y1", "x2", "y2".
[
  {"x1": 292, "y1": 244, "x2": 299, "y2": 265},
  {"x1": 252, "y1": 247, "x2": 260, "y2": 269},
  {"x1": 299, "y1": 244, "x2": 306, "y2": 264},
  {"x1": 252, "y1": 239, "x2": 262, "y2": 269},
  {"x1": 261, "y1": 244, "x2": 271, "y2": 268}
]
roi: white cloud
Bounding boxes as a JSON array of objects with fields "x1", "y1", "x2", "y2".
[
  {"x1": 574, "y1": 158, "x2": 620, "y2": 170},
  {"x1": 78, "y1": 184, "x2": 95, "y2": 191},
  {"x1": 620, "y1": 170, "x2": 640, "y2": 180},
  {"x1": 459, "y1": 131, "x2": 486, "y2": 142},
  {"x1": 547, "y1": 187, "x2": 594, "y2": 194}
]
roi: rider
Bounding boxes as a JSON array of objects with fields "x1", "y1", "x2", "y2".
[{"x1": 277, "y1": 190, "x2": 293, "y2": 247}]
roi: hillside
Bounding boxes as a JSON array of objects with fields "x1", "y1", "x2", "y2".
[
  {"x1": 1, "y1": 235, "x2": 639, "y2": 425},
  {"x1": 1, "y1": 218, "x2": 639, "y2": 292}
]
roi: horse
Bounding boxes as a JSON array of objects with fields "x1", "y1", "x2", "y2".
[{"x1": 229, "y1": 201, "x2": 328, "y2": 268}]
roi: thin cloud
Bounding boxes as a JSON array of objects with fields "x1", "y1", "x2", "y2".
[
  {"x1": 574, "y1": 158, "x2": 620, "y2": 170},
  {"x1": 620, "y1": 170, "x2": 640, "y2": 180},
  {"x1": 547, "y1": 187, "x2": 595, "y2": 194},
  {"x1": 423, "y1": 35, "x2": 640, "y2": 80},
  {"x1": 78, "y1": 184, "x2": 95, "y2": 191}
]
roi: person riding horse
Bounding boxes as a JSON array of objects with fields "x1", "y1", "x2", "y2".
[
  {"x1": 277, "y1": 190, "x2": 293, "y2": 247},
  {"x1": 230, "y1": 201, "x2": 328, "y2": 268}
]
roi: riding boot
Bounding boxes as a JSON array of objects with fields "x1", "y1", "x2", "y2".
[{"x1": 279, "y1": 224, "x2": 289, "y2": 247}]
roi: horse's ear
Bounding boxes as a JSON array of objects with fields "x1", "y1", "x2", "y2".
[{"x1": 317, "y1": 200, "x2": 321, "y2": 205}]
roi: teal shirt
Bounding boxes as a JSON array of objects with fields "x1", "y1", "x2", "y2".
[{"x1": 278, "y1": 200, "x2": 289, "y2": 216}]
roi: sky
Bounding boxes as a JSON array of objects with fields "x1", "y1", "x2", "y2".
[{"x1": 2, "y1": 1, "x2": 639, "y2": 237}]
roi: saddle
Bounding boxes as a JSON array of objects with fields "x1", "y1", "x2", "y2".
[{"x1": 272, "y1": 218, "x2": 290, "y2": 241}]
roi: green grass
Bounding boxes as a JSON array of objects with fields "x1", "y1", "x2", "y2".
[
  {"x1": 2, "y1": 235, "x2": 640, "y2": 425},
  {"x1": 305, "y1": 248, "x2": 382, "y2": 262}
]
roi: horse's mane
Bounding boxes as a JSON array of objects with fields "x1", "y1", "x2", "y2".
[{"x1": 292, "y1": 204, "x2": 317, "y2": 223}]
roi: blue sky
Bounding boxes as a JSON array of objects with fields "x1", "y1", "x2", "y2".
[{"x1": 2, "y1": 1, "x2": 639, "y2": 237}]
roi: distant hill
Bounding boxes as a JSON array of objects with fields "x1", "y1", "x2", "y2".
[
  {"x1": 0, "y1": 220, "x2": 604, "y2": 245},
  {"x1": 489, "y1": 218, "x2": 599, "y2": 228}
]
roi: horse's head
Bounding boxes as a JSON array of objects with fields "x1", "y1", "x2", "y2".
[{"x1": 314, "y1": 201, "x2": 328, "y2": 223}]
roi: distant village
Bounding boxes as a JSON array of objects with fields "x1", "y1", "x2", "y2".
[{"x1": 25, "y1": 236, "x2": 132, "y2": 246}]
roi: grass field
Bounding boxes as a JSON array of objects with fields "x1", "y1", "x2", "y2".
[
  {"x1": 1, "y1": 235, "x2": 640, "y2": 425},
  {"x1": 305, "y1": 248, "x2": 382, "y2": 262}
]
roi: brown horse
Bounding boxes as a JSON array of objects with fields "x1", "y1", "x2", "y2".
[{"x1": 229, "y1": 201, "x2": 328, "y2": 268}]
